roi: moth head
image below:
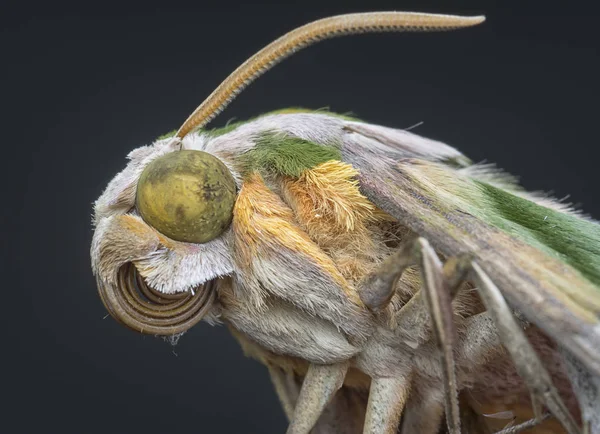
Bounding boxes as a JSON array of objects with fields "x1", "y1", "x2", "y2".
[{"x1": 91, "y1": 139, "x2": 238, "y2": 335}]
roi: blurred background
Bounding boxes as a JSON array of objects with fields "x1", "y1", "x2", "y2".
[{"x1": 3, "y1": 0, "x2": 599, "y2": 432}]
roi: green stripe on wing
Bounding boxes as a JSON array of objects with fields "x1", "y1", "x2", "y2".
[{"x1": 472, "y1": 181, "x2": 600, "y2": 288}]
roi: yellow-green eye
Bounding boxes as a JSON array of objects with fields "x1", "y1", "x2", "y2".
[{"x1": 136, "y1": 150, "x2": 236, "y2": 243}]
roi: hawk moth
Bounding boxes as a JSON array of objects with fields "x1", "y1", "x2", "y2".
[{"x1": 90, "y1": 11, "x2": 600, "y2": 434}]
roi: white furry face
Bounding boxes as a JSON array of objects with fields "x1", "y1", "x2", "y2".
[{"x1": 91, "y1": 136, "x2": 238, "y2": 295}]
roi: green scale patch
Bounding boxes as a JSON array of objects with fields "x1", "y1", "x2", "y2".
[{"x1": 240, "y1": 132, "x2": 341, "y2": 177}]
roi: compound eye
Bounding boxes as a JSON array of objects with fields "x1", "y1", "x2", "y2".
[{"x1": 136, "y1": 150, "x2": 236, "y2": 243}]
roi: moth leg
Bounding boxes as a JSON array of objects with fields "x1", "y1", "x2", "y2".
[
  {"x1": 363, "y1": 375, "x2": 411, "y2": 434},
  {"x1": 359, "y1": 235, "x2": 419, "y2": 311},
  {"x1": 360, "y1": 239, "x2": 470, "y2": 306},
  {"x1": 286, "y1": 362, "x2": 349, "y2": 434},
  {"x1": 418, "y1": 238, "x2": 461, "y2": 434},
  {"x1": 268, "y1": 365, "x2": 300, "y2": 421},
  {"x1": 359, "y1": 237, "x2": 461, "y2": 434},
  {"x1": 561, "y1": 349, "x2": 600, "y2": 434},
  {"x1": 470, "y1": 262, "x2": 581, "y2": 434},
  {"x1": 492, "y1": 413, "x2": 551, "y2": 434}
]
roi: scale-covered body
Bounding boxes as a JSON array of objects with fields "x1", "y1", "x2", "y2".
[
  {"x1": 90, "y1": 11, "x2": 600, "y2": 434},
  {"x1": 92, "y1": 110, "x2": 600, "y2": 433}
]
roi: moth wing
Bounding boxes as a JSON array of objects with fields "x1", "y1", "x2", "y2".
[
  {"x1": 342, "y1": 121, "x2": 471, "y2": 167},
  {"x1": 340, "y1": 123, "x2": 600, "y2": 377}
]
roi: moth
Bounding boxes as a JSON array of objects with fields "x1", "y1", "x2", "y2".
[{"x1": 91, "y1": 11, "x2": 600, "y2": 434}]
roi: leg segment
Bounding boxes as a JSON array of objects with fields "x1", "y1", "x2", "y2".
[
  {"x1": 492, "y1": 413, "x2": 550, "y2": 434},
  {"x1": 418, "y1": 238, "x2": 461, "y2": 434},
  {"x1": 272, "y1": 364, "x2": 368, "y2": 434},
  {"x1": 359, "y1": 236, "x2": 419, "y2": 312},
  {"x1": 286, "y1": 362, "x2": 349, "y2": 434},
  {"x1": 359, "y1": 237, "x2": 461, "y2": 434},
  {"x1": 363, "y1": 375, "x2": 411, "y2": 434},
  {"x1": 561, "y1": 349, "x2": 600, "y2": 434},
  {"x1": 471, "y1": 262, "x2": 581, "y2": 434},
  {"x1": 360, "y1": 236, "x2": 582, "y2": 434},
  {"x1": 268, "y1": 365, "x2": 300, "y2": 421}
]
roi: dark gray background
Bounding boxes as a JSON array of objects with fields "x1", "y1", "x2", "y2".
[{"x1": 3, "y1": 0, "x2": 599, "y2": 433}]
